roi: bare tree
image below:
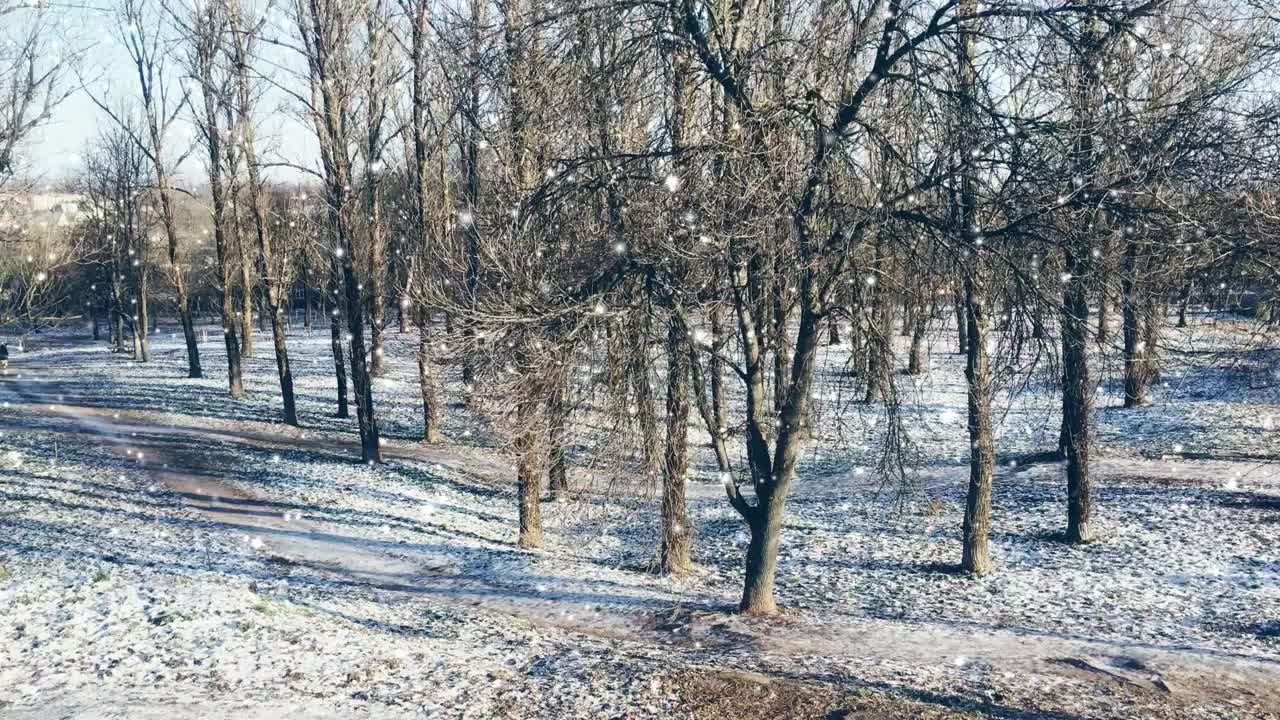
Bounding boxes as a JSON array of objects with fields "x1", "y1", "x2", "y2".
[
  {"x1": 90, "y1": 0, "x2": 204, "y2": 378},
  {"x1": 172, "y1": 0, "x2": 244, "y2": 396},
  {"x1": 224, "y1": 0, "x2": 300, "y2": 424},
  {"x1": 291, "y1": 0, "x2": 382, "y2": 461}
]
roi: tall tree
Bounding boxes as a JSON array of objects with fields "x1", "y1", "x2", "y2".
[
  {"x1": 175, "y1": 0, "x2": 244, "y2": 397},
  {"x1": 292, "y1": 0, "x2": 382, "y2": 461},
  {"x1": 225, "y1": 0, "x2": 299, "y2": 424},
  {"x1": 94, "y1": 0, "x2": 204, "y2": 378}
]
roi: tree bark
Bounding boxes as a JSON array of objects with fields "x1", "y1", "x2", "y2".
[
  {"x1": 733, "y1": 300, "x2": 824, "y2": 615},
  {"x1": 690, "y1": 351, "x2": 732, "y2": 474},
  {"x1": 660, "y1": 315, "x2": 693, "y2": 574},
  {"x1": 1062, "y1": 247, "x2": 1093, "y2": 544},
  {"x1": 516, "y1": 394, "x2": 544, "y2": 549},
  {"x1": 626, "y1": 315, "x2": 660, "y2": 480},
  {"x1": 957, "y1": 0, "x2": 993, "y2": 575},
  {"x1": 329, "y1": 289, "x2": 349, "y2": 419},
  {"x1": 417, "y1": 308, "x2": 442, "y2": 443},
  {"x1": 194, "y1": 45, "x2": 243, "y2": 398},
  {"x1": 961, "y1": 273, "x2": 994, "y2": 573},
  {"x1": 1176, "y1": 278, "x2": 1192, "y2": 328},
  {"x1": 1096, "y1": 287, "x2": 1110, "y2": 347},
  {"x1": 239, "y1": 248, "x2": 255, "y2": 358},
  {"x1": 137, "y1": 274, "x2": 151, "y2": 362},
  {"x1": 908, "y1": 308, "x2": 928, "y2": 375},
  {"x1": 1122, "y1": 237, "x2": 1153, "y2": 408},
  {"x1": 227, "y1": 32, "x2": 296, "y2": 423},
  {"x1": 547, "y1": 373, "x2": 570, "y2": 499}
]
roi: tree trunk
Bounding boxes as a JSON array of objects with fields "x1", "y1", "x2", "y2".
[
  {"x1": 740, "y1": 500, "x2": 782, "y2": 615},
  {"x1": 1062, "y1": 247, "x2": 1093, "y2": 544},
  {"x1": 516, "y1": 394, "x2": 543, "y2": 549},
  {"x1": 268, "y1": 299, "x2": 296, "y2": 424},
  {"x1": 953, "y1": 284, "x2": 968, "y2": 354},
  {"x1": 957, "y1": 0, "x2": 992, "y2": 575},
  {"x1": 660, "y1": 316, "x2": 693, "y2": 574},
  {"x1": 1096, "y1": 288, "x2": 1110, "y2": 347},
  {"x1": 137, "y1": 271, "x2": 151, "y2": 362},
  {"x1": 343, "y1": 256, "x2": 381, "y2": 462},
  {"x1": 771, "y1": 276, "x2": 792, "y2": 415},
  {"x1": 329, "y1": 291, "x2": 350, "y2": 419},
  {"x1": 734, "y1": 302, "x2": 824, "y2": 615},
  {"x1": 213, "y1": 200, "x2": 244, "y2": 398},
  {"x1": 239, "y1": 239, "x2": 255, "y2": 359},
  {"x1": 222, "y1": 286, "x2": 245, "y2": 398},
  {"x1": 1031, "y1": 292, "x2": 1046, "y2": 339},
  {"x1": 1122, "y1": 238, "x2": 1153, "y2": 408},
  {"x1": 627, "y1": 316, "x2": 660, "y2": 480},
  {"x1": 863, "y1": 241, "x2": 888, "y2": 403},
  {"x1": 131, "y1": 312, "x2": 142, "y2": 361},
  {"x1": 690, "y1": 352, "x2": 732, "y2": 474},
  {"x1": 961, "y1": 274, "x2": 994, "y2": 574},
  {"x1": 1176, "y1": 278, "x2": 1192, "y2": 328},
  {"x1": 368, "y1": 228, "x2": 387, "y2": 377},
  {"x1": 370, "y1": 280, "x2": 386, "y2": 377},
  {"x1": 547, "y1": 374, "x2": 570, "y2": 499},
  {"x1": 112, "y1": 292, "x2": 124, "y2": 353},
  {"x1": 417, "y1": 308, "x2": 442, "y2": 443},
  {"x1": 907, "y1": 311, "x2": 928, "y2": 375},
  {"x1": 304, "y1": 283, "x2": 313, "y2": 333}
]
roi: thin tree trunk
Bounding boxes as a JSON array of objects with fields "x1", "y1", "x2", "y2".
[
  {"x1": 957, "y1": 0, "x2": 993, "y2": 575},
  {"x1": 1176, "y1": 278, "x2": 1192, "y2": 328},
  {"x1": 709, "y1": 306, "x2": 729, "y2": 437},
  {"x1": 131, "y1": 308, "x2": 142, "y2": 361},
  {"x1": 547, "y1": 373, "x2": 570, "y2": 499},
  {"x1": 908, "y1": 311, "x2": 928, "y2": 375},
  {"x1": 1062, "y1": 247, "x2": 1093, "y2": 544},
  {"x1": 1031, "y1": 291, "x2": 1046, "y2": 339},
  {"x1": 368, "y1": 218, "x2": 387, "y2": 378},
  {"x1": 961, "y1": 274, "x2": 994, "y2": 573},
  {"x1": 417, "y1": 308, "x2": 442, "y2": 443},
  {"x1": 342, "y1": 253, "x2": 380, "y2": 462},
  {"x1": 771, "y1": 275, "x2": 792, "y2": 415},
  {"x1": 1122, "y1": 238, "x2": 1152, "y2": 408},
  {"x1": 304, "y1": 281, "x2": 313, "y2": 333},
  {"x1": 690, "y1": 352, "x2": 732, "y2": 473},
  {"x1": 268, "y1": 299, "x2": 296, "y2": 424},
  {"x1": 1096, "y1": 287, "x2": 1110, "y2": 346},
  {"x1": 516, "y1": 394, "x2": 543, "y2": 549},
  {"x1": 627, "y1": 315, "x2": 660, "y2": 480},
  {"x1": 329, "y1": 290, "x2": 349, "y2": 419},
  {"x1": 233, "y1": 198, "x2": 254, "y2": 359},
  {"x1": 659, "y1": 315, "x2": 693, "y2": 574},
  {"x1": 138, "y1": 279, "x2": 151, "y2": 362},
  {"x1": 953, "y1": 283, "x2": 968, "y2": 354}
]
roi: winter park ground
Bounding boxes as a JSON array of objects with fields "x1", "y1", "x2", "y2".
[{"x1": 0, "y1": 314, "x2": 1278, "y2": 719}]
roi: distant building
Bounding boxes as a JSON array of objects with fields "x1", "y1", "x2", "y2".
[{"x1": 0, "y1": 192, "x2": 89, "y2": 232}]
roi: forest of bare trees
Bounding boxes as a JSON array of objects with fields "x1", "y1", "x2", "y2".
[{"x1": 4, "y1": 0, "x2": 1280, "y2": 622}]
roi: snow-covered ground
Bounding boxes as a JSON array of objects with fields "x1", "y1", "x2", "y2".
[{"x1": 1, "y1": 313, "x2": 1277, "y2": 719}]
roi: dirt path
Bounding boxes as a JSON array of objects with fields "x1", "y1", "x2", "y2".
[{"x1": 4, "y1": 356, "x2": 1279, "y2": 718}]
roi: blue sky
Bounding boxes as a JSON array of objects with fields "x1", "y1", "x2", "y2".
[{"x1": 19, "y1": 2, "x2": 315, "y2": 187}]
